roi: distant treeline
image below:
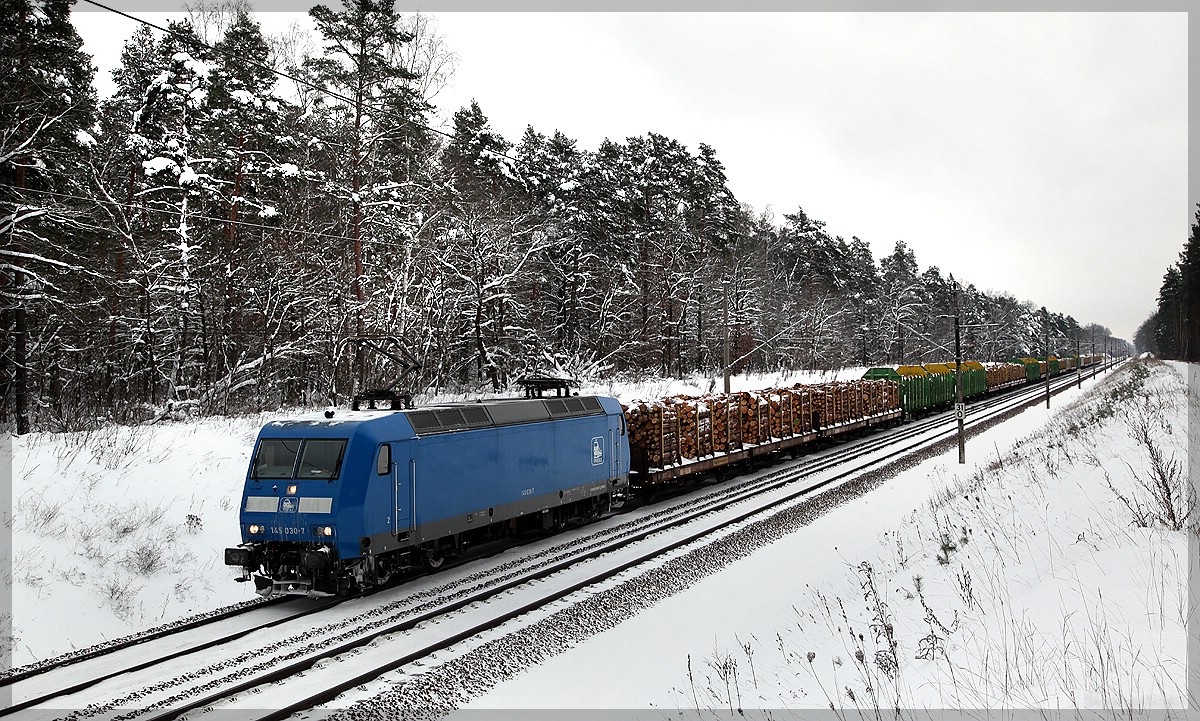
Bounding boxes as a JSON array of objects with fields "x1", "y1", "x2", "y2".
[
  {"x1": 1, "y1": 0, "x2": 1124, "y2": 433},
  {"x1": 1136, "y1": 207, "x2": 1200, "y2": 361}
]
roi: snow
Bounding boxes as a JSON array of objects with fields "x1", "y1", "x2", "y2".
[
  {"x1": 457, "y1": 360, "x2": 1187, "y2": 712},
  {"x1": 278, "y1": 163, "x2": 301, "y2": 178},
  {"x1": 229, "y1": 89, "x2": 256, "y2": 106},
  {"x1": 171, "y1": 52, "x2": 211, "y2": 80},
  {"x1": 28, "y1": 0, "x2": 48, "y2": 24},
  {"x1": 177, "y1": 166, "x2": 198, "y2": 186},
  {"x1": 74, "y1": 129, "x2": 96, "y2": 147},
  {"x1": 142, "y1": 157, "x2": 177, "y2": 177},
  {"x1": 8, "y1": 416, "x2": 272, "y2": 666},
  {"x1": 6, "y1": 360, "x2": 1186, "y2": 716}
]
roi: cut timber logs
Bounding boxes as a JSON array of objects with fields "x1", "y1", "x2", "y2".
[{"x1": 624, "y1": 378, "x2": 901, "y2": 476}]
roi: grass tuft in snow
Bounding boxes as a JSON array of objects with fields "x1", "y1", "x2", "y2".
[{"x1": 10, "y1": 412, "x2": 268, "y2": 665}]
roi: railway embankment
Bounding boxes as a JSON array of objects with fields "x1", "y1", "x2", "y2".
[
  {"x1": 451, "y1": 358, "x2": 1187, "y2": 713},
  {"x1": 682, "y1": 357, "x2": 1190, "y2": 711}
]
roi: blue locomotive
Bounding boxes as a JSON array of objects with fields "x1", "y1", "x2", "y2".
[{"x1": 224, "y1": 393, "x2": 630, "y2": 597}]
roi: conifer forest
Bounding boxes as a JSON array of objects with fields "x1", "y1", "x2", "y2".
[{"x1": 2, "y1": 0, "x2": 1135, "y2": 434}]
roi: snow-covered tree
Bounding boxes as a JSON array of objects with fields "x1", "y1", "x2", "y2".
[
  {"x1": 0, "y1": 0, "x2": 97, "y2": 432},
  {"x1": 126, "y1": 20, "x2": 220, "y2": 408},
  {"x1": 301, "y1": 0, "x2": 433, "y2": 394},
  {"x1": 876, "y1": 240, "x2": 924, "y2": 362}
]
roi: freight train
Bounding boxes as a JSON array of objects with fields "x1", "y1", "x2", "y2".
[{"x1": 225, "y1": 355, "x2": 1102, "y2": 597}]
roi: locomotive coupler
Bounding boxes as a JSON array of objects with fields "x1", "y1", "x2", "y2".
[{"x1": 253, "y1": 574, "x2": 274, "y2": 596}]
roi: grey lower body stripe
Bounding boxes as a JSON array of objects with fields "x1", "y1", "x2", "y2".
[{"x1": 358, "y1": 475, "x2": 628, "y2": 557}]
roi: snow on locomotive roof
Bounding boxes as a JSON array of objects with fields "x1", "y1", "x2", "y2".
[{"x1": 267, "y1": 409, "x2": 399, "y2": 426}]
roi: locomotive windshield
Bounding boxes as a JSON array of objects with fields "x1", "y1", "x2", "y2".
[
  {"x1": 252, "y1": 438, "x2": 346, "y2": 480},
  {"x1": 253, "y1": 439, "x2": 301, "y2": 478},
  {"x1": 297, "y1": 439, "x2": 347, "y2": 479}
]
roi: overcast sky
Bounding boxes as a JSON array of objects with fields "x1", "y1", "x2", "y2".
[{"x1": 73, "y1": 10, "x2": 1188, "y2": 343}]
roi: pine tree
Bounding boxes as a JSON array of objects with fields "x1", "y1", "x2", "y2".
[
  {"x1": 127, "y1": 19, "x2": 219, "y2": 410},
  {"x1": 878, "y1": 240, "x2": 923, "y2": 362},
  {"x1": 842, "y1": 236, "x2": 880, "y2": 366},
  {"x1": 514, "y1": 126, "x2": 591, "y2": 360},
  {"x1": 202, "y1": 11, "x2": 307, "y2": 411},
  {"x1": 87, "y1": 25, "x2": 169, "y2": 411},
  {"x1": 441, "y1": 100, "x2": 516, "y2": 206},
  {"x1": 1155, "y1": 265, "x2": 1182, "y2": 359},
  {"x1": 1176, "y1": 206, "x2": 1200, "y2": 360},
  {"x1": 302, "y1": 0, "x2": 431, "y2": 394},
  {"x1": 0, "y1": 0, "x2": 97, "y2": 432}
]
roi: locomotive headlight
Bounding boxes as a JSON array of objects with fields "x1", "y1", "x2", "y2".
[
  {"x1": 248, "y1": 524, "x2": 264, "y2": 535},
  {"x1": 286, "y1": 484, "x2": 298, "y2": 495},
  {"x1": 315, "y1": 525, "x2": 335, "y2": 537}
]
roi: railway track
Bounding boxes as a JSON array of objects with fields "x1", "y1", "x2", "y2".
[{"x1": 6, "y1": 366, "x2": 1107, "y2": 721}]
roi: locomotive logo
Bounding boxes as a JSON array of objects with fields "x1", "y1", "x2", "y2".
[
  {"x1": 591, "y1": 437, "x2": 604, "y2": 466},
  {"x1": 280, "y1": 497, "x2": 298, "y2": 513}
]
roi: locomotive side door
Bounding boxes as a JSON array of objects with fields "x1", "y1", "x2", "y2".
[
  {"x1": 610, "y1": 411, "x2": 624, "y2": 485},
  {"x1": 609, "y1": 427, "x2": 618, "y2": 482},
  {"x1": 387, "y1": 443, "x2": 412, "y2": 538}
]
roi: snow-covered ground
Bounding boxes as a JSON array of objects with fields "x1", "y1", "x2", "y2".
[
  {"x1": 5, "y1": 367, "x2": 861, "y2": 668},
  {"x1": 449, "y1": 359, "x2": 1189, "y2": 713},
  {"x1": 8, "y1": 359, "x2": 1187, "y2": 717},
  {"x1": 7, "y1": 414, "x2": 269, "y2": 666}
]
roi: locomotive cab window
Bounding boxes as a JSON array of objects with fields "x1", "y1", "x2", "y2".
[
  {"x1": 252, "y1": 439, "x2": 302, "y2": 479},
  {"x1": 298, "y1": 439, "x2": 347, "y2": 480},
  {"x1": 376, "y1": 444, "x2": 391, "y2": 475}
]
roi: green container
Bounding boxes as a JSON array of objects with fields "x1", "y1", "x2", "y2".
[
  {"x1": 922, "y1": 364, "x2": 955, "y2": 408},
  {"x1": 899, "y1": 365, "x2": 935, "y2": 413},
  {"x1": 1010, "y1": 358, "x2": 1040, "y2": 382},
  {"x1": 864, "y1": 366, "x2": 929, "y2": 416},
  {"x1": 956, "y1": 361, "x2": 987, "y2": 399}
]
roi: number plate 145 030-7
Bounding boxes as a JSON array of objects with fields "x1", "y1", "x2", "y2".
[{"x1": 270, "y1": 527, "x2": 305, "y2": 535}]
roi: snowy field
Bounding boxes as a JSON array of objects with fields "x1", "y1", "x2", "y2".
[
  {"x1": 451, "y1": 359, "x2": 1190, "y2": 714},
  {"x1": 5, "y1": 367, "x2": 863, "y2": 668}
]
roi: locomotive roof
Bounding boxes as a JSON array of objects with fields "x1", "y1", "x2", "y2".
[
  {"x1": 260, "y1": 394, "x2": 613, "y2": 439},
  {"x1": 405, "y1": 394, "x2": 607, "y2": 435}
]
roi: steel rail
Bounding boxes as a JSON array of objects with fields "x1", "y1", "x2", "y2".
[{"x1": 100, "y1": 370, "x2": 1088, "y2": 721}]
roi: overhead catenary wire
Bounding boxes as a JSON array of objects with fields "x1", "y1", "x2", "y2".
[
  {"x1": 8, "y1": 2, "x2": 573, "y2": 250},
  {"x1": 76, "y1": 0, "x2": 538, "y2": 174},
  {"x1": 4, "y1": 183, "x2": 388, "y2": 246}
]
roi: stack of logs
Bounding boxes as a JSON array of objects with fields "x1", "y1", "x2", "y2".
[
  {"x1": 983, "y1": 362, "x2": 1025, "y2": 387},
  {"x1": 625, "y1": 378, "x2": 900, "y2": 472}
]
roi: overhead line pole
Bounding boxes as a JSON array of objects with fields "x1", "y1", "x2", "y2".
[
  {"x1": 722, "y1": 280, "x2": 731, "y2": 395},
  {"x1": 1043, "y1": 307, "x2": 1051, "y2": 409},
  {"x1": 941, "y1": 284, "x2": 997, "y2": 465},
  {"x1": 954, "y1": 298, "x2": 965, "y2": 464},
  {"x1": 1092, "y1": 328, "x2": 1096, "y2": 380}
]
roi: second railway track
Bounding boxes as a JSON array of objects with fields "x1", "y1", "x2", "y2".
[{"x1": 10, "y1": 368, "x2": 1104, "y2": 721}]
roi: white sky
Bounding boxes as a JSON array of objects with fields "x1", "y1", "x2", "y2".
[{"x1": 72, "y1": 10, "x2": 1189, "y2": 343}]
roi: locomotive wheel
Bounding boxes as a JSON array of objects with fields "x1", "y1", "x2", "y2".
[{"x1": 421, "y1": 545, "x2": 446, "y2": 571}]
